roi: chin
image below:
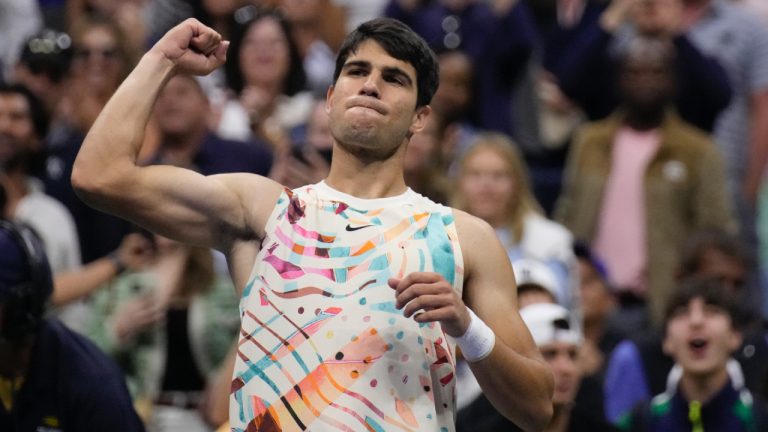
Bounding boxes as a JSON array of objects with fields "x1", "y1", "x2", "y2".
[{"x1": 681, "y1": 361, "x2": 721, "y2": 378}]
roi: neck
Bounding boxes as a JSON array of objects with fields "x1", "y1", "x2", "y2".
[
  {"x1": 624, "y1": 108, "x2": 665, "y2": 131},
  {"x1": 679, "y1": 366, "x2": 730, "y2": 404},
  {"x1": 324, "y1": 143, "x2": 408, "y2": 199},
  {"x1": 403, "y1": 168, "x2": 427, "y2": 191}
]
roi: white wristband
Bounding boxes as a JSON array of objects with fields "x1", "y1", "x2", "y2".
[{"x1": 454, "y1": 308, "x2": 496, "y2": 363}]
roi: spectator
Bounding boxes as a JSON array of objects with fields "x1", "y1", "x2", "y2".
[
  {"x1": 269, "y1": 98, "x2": 332, "y2": 189},
  {"x1": 554, "y1": 0, "x2": 732, "y2": 132},
  {"x1": 453, "y1": 132, "x2": 578, "y2": 311},
  {"x1": 455, "y1": 257, "x2": 564, "y2": 413},
  {"x1": 12, "y1": 29, "x2": 73, "y2": 123},
  {"x1": 44, "y1": 16, "x2": 142, "y2": 264},
  {"x1": 65, "y1": 0, "x2": 149, "y2": 60},
  {"x1": 512, "y1": 257, "x2": 562, "y2": 310},
  {"x1": 0, "y1": 83, "x2": 82, "y2": 324},
  {"x1": 618, "y1": 279, "x2": 768, "y2": 431},
  {"x1": 218, "y1": 6, "x2": 312, "y2": 151},
  {"x1": 385, "y1": 0, "x2": 538, "y2": 135},
  {"x1": 0, "y1": 220, "x2": 145, "y2": 431},
  {"x1": 0, "y1": 83, "x2": 74, "y2": 271},
  {"x1": 150, "y1": 74, "x2": 273, "y2": 177},
  {"x1": 458, "y1": 302, "x2": 616, "y2": 431},
  {"x1": 430, "y1": 50, "x2": 478, "y2": 175},
  {"x1": 603, "y1": 228, "x2": 768, "y2": 424},
  {"x1": 87, "y1": 234, "x2": 239, "y2": 431},
  {"x1": 0, "y1": 82, "x2": 156, "y2": 331},
  {"x1": 277, "y1": 0, "x2": 347, "y2": 94},
  {"x1": 675, "y1": 0, "x2": 768, "y2": 221},
  {"x1": 525, "y1": 0, "x2": 608, "y2": 78},
  {"x1": 573, "y1": 242, "x2": 625, "y2": 376},
  {"x1": 60, "y1": 15, "x2": 137, "y2": 132},
  {"x1": 555, "y1": 35, "x2": 734, "y2": 326}
]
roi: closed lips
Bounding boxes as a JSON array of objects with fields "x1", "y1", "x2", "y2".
[{"x1": 347, "y1": 97, "x2": 387, "y2": 115}]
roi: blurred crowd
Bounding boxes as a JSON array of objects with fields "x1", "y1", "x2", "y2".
[{"x1": 1, "y1": 0, "x2": 768, "y2": 430}]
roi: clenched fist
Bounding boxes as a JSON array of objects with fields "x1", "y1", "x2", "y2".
[{"x1": 149, "y1": 18, "x2": 229, "y2": 76}]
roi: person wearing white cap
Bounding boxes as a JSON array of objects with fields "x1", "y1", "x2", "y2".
[
  {"x1": 513, "y1": 258, "x2": 562, "y2": 309},
  {"x1": 458, "y1": 302, "x2": 616, "y2": 431},
  {"x1": 520, "y1": 303, "x2": 591, "y2": 431}
]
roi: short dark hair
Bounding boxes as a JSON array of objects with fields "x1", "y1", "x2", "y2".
[
  {"x1": 0, "y1": 82, "x2": 49, "y2": 140},
  {"x1": 333, "y1": 18, "x2": 439, "y2": 108},
  {"x1": 664, "y1": 278, "x2": 739, "y2": 329},
  {"x1": 225, "y1": 6, "x2": 307, "y2": 96},
  {"x1": 679, "y1": 228, "x2": 751, "y2": 279}
]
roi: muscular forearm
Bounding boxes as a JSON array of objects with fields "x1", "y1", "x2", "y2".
[
  {"x1": 72, "y1": 51, "x2": 175, "y2": 201},
  {"x1": 468, "y1": 344, "x2": 554, "y2": 431}
]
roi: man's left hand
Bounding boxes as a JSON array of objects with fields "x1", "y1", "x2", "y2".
[{"x1": 389, "y1": 272, "x2": 471, "y2": 337}]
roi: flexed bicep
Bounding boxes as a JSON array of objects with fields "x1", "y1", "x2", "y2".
[
  {"x1": 72, "y1": 19, "x2": 282, "y2": 250},
  {"x1": 77, "y1": 162, "x2": 282, "y2": 251}
]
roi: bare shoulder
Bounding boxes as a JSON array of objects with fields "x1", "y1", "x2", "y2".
[
  {"x1": 452, "y1": 209, "x2": 501, "y2": 261},
  {"x1": 450, "y1": 209, "x2": 519, "y2": 315},
  {"x1": 451, "y1": 209, "x2": 510, "y2": 282}
]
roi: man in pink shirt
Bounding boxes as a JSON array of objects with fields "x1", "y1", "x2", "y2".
[{"x1": 555, "y1": 35, "x2": 734, "y2": 326}]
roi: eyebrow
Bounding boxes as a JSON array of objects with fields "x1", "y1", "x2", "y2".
[
  {"x1": 342, "y1": 60, "x2": 414, "y2": 87},
  {"x1": 383, "y1": 66, "x2": 413, "y2": 87}
]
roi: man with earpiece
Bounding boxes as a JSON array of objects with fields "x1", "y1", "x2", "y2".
[{"x1": 0, "y1": 218, "x2": 145, "y2": 431}]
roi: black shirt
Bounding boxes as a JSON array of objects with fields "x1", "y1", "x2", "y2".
[{"x1": 0, "y1": 319, "x2": 145, "y2": 431}]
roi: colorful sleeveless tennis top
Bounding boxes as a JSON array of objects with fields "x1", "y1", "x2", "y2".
[{"x1": 231, "y1": 181, "x2": 464, "y2": 432}]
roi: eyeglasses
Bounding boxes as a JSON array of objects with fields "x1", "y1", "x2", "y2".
[{"x1": 74, "y1": 47, "x2": 119, "y2": 60}]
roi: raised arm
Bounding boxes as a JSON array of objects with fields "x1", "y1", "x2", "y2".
[
  {"x1": 71, "y1": 19, "x2": 282, "y2": 251},
  {"x1": 455, "y1": 212, "x2": 554, "y2": 431}
]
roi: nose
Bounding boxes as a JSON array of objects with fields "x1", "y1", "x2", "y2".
[
  {"x1": 688, "y1": 300, "x2": 706, "y2": 326},
  {"x1": 360, "y1": 72, "x2": 380, "y2": 99},
  {"x1": 552, "y1": 354, "x2": 576, "y2": 376}
]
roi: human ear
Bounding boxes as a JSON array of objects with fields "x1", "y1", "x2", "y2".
[
  {"x1": 662, "y1": 333, "x2": 672, "y2": 356},
  {"x1": 408, "y1": 105, "x2": 432, "y2": 136},
  {"x1": 325, "y1": 85, "x2": 335, "y2": 114},
  {"x1": 727, "y1": 328, "x2": 743, "y2": 353}
]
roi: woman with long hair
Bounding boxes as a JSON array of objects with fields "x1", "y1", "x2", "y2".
[
  {"x1": 452, "y1": 132, "x2": 578, "y2": 311},
  {"x1": 217, "y1": 6, "x2": 312, "y2": 152}
]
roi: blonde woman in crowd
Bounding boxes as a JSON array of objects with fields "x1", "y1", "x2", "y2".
[{"x1": 452, "y1": 132, "x2": 578, "y2": 311}]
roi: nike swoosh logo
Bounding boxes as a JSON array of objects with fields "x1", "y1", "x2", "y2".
[{"x1": 345, "y1": 224, "x2": 373, "y2": 232}]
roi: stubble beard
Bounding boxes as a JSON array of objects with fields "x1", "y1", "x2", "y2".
[{"x1": 332, "y1": 122, "x2": 406, "y2": 164}]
